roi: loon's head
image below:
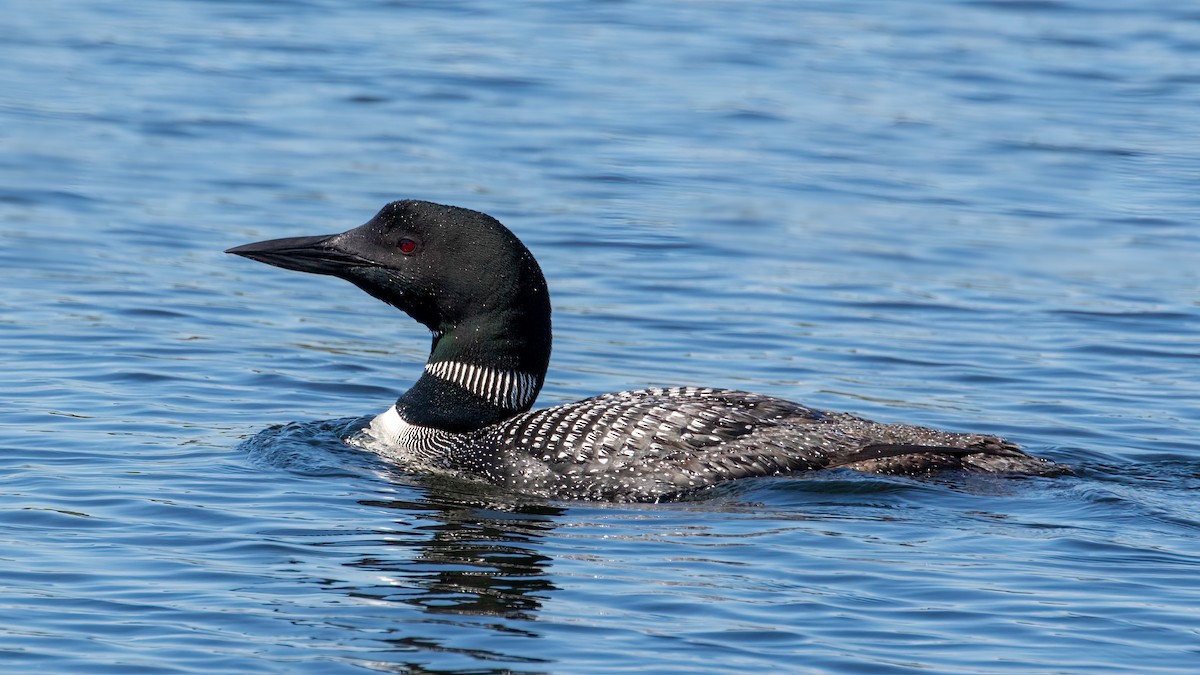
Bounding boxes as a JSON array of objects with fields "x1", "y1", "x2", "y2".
[
  {"x1": 228, "y1": 200, "x2": 548, "y2": 332},
  {"x1": 227, "y1": 201, "x2": 553, "y2": 395}
]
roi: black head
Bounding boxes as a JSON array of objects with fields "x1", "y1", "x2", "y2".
[
  {"x1": 227, "y1": 200, "x2": 552, "y2": 377},
  {"x1": 228, "y1": 201, "x2": 545, "y2": 328}
]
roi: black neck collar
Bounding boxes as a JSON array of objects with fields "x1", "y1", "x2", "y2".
[{"x1": 396, "y1": 310, "x2": 551, "y2": 432}]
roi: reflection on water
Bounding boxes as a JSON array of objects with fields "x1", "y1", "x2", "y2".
[
  {"x1": 355, "y1": 495, "x2": 563, "y2": 621},
  {"x1": 351, "y1": 497, "x2": 563, "y2": 671}
]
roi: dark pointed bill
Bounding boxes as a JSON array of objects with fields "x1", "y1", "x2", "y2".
[{"x1": 225, "y1": 234, "x2": 371, "y2": 276}]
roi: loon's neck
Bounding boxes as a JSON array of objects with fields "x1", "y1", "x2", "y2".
[{"x1": 396, "y1": 305, "x2": 551, "y2": 433}]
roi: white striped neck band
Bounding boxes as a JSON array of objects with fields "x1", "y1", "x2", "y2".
[{"x1": 423, "y1": 360, "x2": 539, "y2": 410}]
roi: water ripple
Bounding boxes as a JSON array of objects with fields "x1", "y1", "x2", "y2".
[{"x1": 3, "y1": 0, "x2": 1199, "y2": 672}]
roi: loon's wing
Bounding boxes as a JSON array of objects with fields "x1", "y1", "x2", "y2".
[{"x1": 795, "y1": 406, "x2": 1059, "y2": 475}]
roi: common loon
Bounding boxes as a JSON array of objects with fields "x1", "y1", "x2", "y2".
[{"x1": 227, "y1": 200, "x2": 1060, "y2": 502}]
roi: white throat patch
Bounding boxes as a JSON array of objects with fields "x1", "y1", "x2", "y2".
[
  {"x1": 362, "y1": 404, "x2": 409, "y2": 444},
  {"x1": 424, "y1": 360, "x2": 538, "y2": 410}
]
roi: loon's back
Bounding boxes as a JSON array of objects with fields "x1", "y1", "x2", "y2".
[
  {"x1": 228, "y1": 199, "x2": 1063, "y2": 502},
  {"x1": 353, "y1": 386, "x2": 1056, "y2": 502}
]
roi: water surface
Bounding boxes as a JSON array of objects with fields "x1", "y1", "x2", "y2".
[{"x1": 3, "y1": 1, "x2": 1199, "y2": 672}]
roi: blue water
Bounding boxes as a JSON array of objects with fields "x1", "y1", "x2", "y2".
[{"x1": 3, "y1": 0, "x2": 1199, "y2": 672}]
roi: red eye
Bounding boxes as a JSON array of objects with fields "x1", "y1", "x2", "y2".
[{"x1": 398, "y1": 238, "x2": 417, "y2": 255}]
